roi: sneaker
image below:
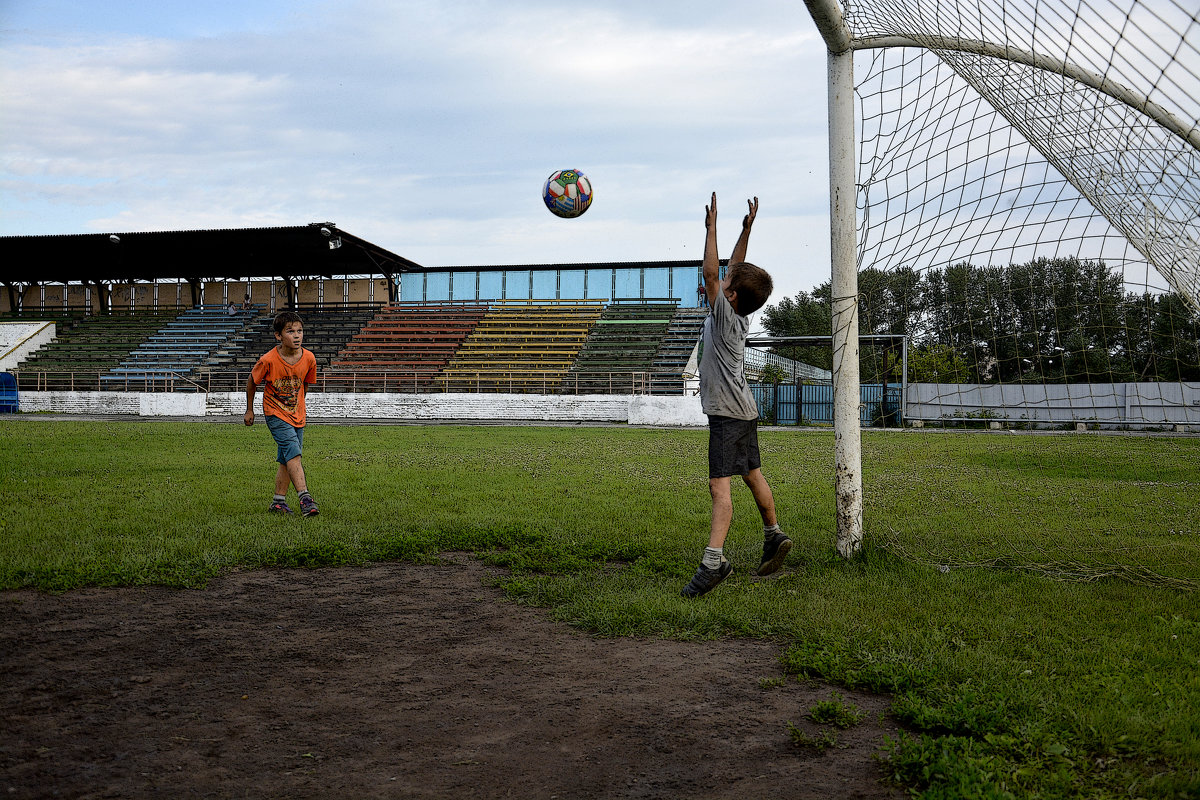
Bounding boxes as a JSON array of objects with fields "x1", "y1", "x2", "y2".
[
  {"x1": 757, "y1": 531, "x2": 793, "y2": 577},
  {"x1": 681, "y1": 559, "x2": 733, "y2": 598},
  {"x1": 299, "y1": 495, "x2": 319, "y2": 517},
  {"x1": 268, "y1": 500, "x2": 293, "y2": 514}
]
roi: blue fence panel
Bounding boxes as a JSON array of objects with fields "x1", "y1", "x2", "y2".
[
  {"x1": 560, "y1": 269, "x2": 585, "y2": 298},
  {"x1": 643, "y1": 267, "x2": 670, "y2": 299},
  {"x1": 614, "y1": 267, "x2": 641, "y2": 299},
  {"x1": 450, "y1": 271, "x2": 477, "y2": 301},
  {"x1": 672, "y1": 265, "x2": 702, "y2": 306},
  {"x1": 862, "y1": 384, "x2": 903, "y2": 426},
  {"x1": 532, "y1": 270, "x2": 557, "y2": 299},
  {"x1": 751, "y1": 382, "x2": 902, "y2": 426},
  {"x1": 586, "y1": 269, "x2": 612, "y2": 300},
  {"x1": 425, "y1": 272, "x2": 451, "y2": 302},
  {"x1": 0, "y1": 372, "x2": 17, "y2": 413},
  {"x1": 751, "y1": 383, "x2": 798, "y2": 424},
  {"x1": 478, "y1": 271, "x2": 503, "y2": 301},
  {"x1": 505, "y1": 270, "x2": 531, "y2": 300},
  {"x1": 802, "y1": 383, "x2": 833, "y2": 424},
  {"x1": 400, "y1": 274, "x2": 423, "y2": 301}
]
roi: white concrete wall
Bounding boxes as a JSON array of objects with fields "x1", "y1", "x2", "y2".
[
  {"x1": 0, "y1": 322, "x2": 55, "y2": 371},
  {"x1": 16, "y1": 390, "x2": 707, "y2": 426},
  {"x1": 17, "y1": 391, "x2": 207, "y2": 416},
  {"x1": 301, "y1": 392, "x2": 632, "y2": 422},
  {"x1": 628, "y1": 394, "x2": 705, "y2": 426},
  {"x1": 905, "y1": 382, "x2": 1200, "y2": 425}
]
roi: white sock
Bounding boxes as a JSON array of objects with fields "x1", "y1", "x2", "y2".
[
  {"x1": 764, "y1": 523, "x2": 782, "y2": 538},
  {"x1": 702, "y1": 547, "x2": 724, "y2": 569}
]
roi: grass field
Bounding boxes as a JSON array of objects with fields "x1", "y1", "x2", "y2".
[{"x1": 2, "y1": 419, "x2": 1198, "y2": 799}]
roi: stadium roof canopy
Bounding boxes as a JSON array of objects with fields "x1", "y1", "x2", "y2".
[{"x1": 0, "y1": 223, "x2": 423, "y2": 286}]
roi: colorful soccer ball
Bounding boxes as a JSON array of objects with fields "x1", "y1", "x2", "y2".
[{"x1": 542, "y1": 169, "x2": 593, "y2": 218}]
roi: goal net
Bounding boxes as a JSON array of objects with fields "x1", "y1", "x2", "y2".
[{"x1": 804, "y1": 0, "x2": 1200, "y2": 585}]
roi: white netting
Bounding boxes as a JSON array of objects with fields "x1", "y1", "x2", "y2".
[
  {"x1": 796, "y1": 0, "x2": 1200, "y2": 584},
  {"x1": 851, "y1": 0, "x2": 1200, "y2": 309},
  {"x1": 841, "y1": 0, "x2": 1200, "y2": 412}
]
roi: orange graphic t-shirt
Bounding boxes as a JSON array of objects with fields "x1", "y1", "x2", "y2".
[{"x1": 252, "y1": 347, "x2": 317, "y2": 427}]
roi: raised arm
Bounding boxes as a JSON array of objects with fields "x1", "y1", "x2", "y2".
[
  {"x1": 729, "y1": 196, "x2": 758, "y2": 266},
  {"x1": 703, "y1": 192, "x2": 721, "y2": 307}
]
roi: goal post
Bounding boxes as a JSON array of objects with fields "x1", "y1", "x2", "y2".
[{"x1": 807, "y1": 0, "x2": 863, "y2": 557}]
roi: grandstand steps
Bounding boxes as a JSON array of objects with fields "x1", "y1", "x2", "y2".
[
  {"x1": 438, "y1": 301, "x2": 603, "y2": 392},
  {"x1": 12, "y1": 310, "x2": 184, "y2": 391},
  {"x1": 199, "y1": 304, "x2": 384, "y2": 390},
  {"x1": 649, "y1": 307, "x2": 707, "y2": 394},
  {"x1": 101, "y1": 306, "x2": 261, "y2": 385},
  {"x1": 324, "y1": 302, "x2": 491, "y2": 391},
  {"x1": 567, "y1": 301, "x2": 677, "y2": 393},
  {"x1": 11, "y1": 301, "x2": 708, "y2": 396}
]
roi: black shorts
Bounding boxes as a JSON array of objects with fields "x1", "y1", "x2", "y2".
[{"x1": 708, "y1": 415, "x2": 761, "y2": 479}]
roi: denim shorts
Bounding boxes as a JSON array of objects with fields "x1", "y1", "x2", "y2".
[
  {"x1": 707, "y1": 414, "x2": 761, "y2": 479},
  {"x1": 265, "y1": 415, "x2": 304, "y2": 465}
]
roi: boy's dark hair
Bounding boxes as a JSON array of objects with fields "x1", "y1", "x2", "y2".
[
  {"x1": 273, "y1": 310, "x2": 303, "y2": 334},
  {"x1": 727, "y1": 262, "x2": 773, "y2": 315}
]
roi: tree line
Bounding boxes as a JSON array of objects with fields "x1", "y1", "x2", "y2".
[{"x1": 760, "y1": 257, "x2": 1200, "y2": 384}]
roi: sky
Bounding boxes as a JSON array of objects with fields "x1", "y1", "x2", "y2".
[{"x1": 0, "y1": 0, "x2": 835, "y2": 304}]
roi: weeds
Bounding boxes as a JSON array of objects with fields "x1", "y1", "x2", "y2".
[
  {"x1": 807, "y1": 692, "x2": 865, "y2": 728},
  {"x1": 786, "y1": 721, "x2": 839, "y2": 752}
]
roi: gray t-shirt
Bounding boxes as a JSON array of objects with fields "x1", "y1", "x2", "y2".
[{"x1": 699, "y1": 289, "x2": 759, "y2": 420}]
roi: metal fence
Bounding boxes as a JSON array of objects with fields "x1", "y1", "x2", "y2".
[
  {"x1": 752, "y1": 382, "x2": 902, "y2": 426},
  {"x1": 10, "y1": 369, "x2": 691, "y2": 396}
]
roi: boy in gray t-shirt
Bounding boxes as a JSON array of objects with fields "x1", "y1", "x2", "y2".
[{"x1": 682, "y1": 193, "x2": 791, "y2": 598}]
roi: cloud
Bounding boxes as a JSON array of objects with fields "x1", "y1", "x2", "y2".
[{"x1": 0, "y1": 0, "x2": 833, "y2": 301}]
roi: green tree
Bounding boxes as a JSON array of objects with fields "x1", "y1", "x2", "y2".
[
  {"x1": 892, "y1": 344, "x2": 973, "y2": 383},
  {"x1": 760, "y1": 285, "x2": 833, "y2": 372},
  {"x1": 760, "y1": 363, "x2": 787, "y2": 384}
]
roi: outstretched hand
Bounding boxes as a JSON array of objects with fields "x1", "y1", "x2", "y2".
[
  {"x1": 742, "y1": 196, "x2": 759, "y2": 230},
  {"x1": 705, "y1": 192, "x2": 717, "y2": 229}
]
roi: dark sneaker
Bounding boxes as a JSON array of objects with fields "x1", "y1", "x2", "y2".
[
  {"x1": 757, "y1": 531, "x2": 793, "y2": 576},
  {"x1": 299, "y1": 495, "x2": 319, "y2": 517},
  {"x1": 268, "y1": 500, "x2": 293, "y2": 514},
  {"x1": 681, "y1": 559, "x2": 733, "y2": 598}
]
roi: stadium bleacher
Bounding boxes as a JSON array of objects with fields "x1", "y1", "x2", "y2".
[
  {"x1": 100, "y1": 305, "x2": 260, "y2": 389},
  {"x1": 649, "y1": 307, "x2": 708, "y2": 394},
  {"x1": 202, "y1": 303, "x2": 384, "y2": 390},
  {"x1": 11, "y1": 309, "x2": 183, "y2": 391},
  {"x1": 325, "y1": 302, "x2": 491, "y2": 392},
  {"x1": 439, "y1": 300, "x2": 604, "y2": 392},
  {"x1": 566, "y1": 300, "x2": 678, "y2": 393},
  {"x1": 8, "y1": 299, "x2": 709, "y2": 396}
]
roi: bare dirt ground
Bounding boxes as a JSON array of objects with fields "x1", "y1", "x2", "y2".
[{"x1": 1, "y1": 555, "x2": 904, "y2": 799}]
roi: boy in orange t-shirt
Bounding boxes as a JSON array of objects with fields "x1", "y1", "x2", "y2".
[{"x1": 244, "y1": 311, "x2": 319, "y2": 516}]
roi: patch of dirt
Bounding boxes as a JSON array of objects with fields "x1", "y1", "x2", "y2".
[{"x1": 1, "y1": 556, "x2": 905, "y2": 799}]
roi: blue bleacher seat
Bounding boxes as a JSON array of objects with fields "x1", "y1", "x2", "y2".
[{"x1": 0, "y1": 372, "x2": 17, "y2": 412}]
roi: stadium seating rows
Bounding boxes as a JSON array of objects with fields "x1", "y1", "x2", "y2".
[
  {"x1": 202, "y1": 303, "x2": 384, "y2": 391},
  {"x1": 6, "y1": 301, "x2": 708, "y2": 394},
  {"x1": 9, "y1": 310, "x2": 182, "y2": 391},
  {"x1": 102, "y1": 305, "x2": 260, "y2": 388},
  {"x1": 440, "y1": 301, "x2": 604, "y2": 392},
  {"x1": 325, "y1": 302, "x2": 492, "y2": 392}
]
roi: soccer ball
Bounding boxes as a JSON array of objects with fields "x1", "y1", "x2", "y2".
[{"x1": 542, "y1": 169, "x2": 593, "y2": 218}]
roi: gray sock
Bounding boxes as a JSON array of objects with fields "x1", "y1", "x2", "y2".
[
  {"x1": 702, "y1": 547, "x2": 724, "y2": 569},
  {"x1": 764, "y1": 523, "x2": 782, "y2": 539},
  {"x1": 274, "y1": 494, "x2": 286, "y2": 503}
]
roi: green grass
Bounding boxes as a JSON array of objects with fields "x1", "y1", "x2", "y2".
[{"x1": 1, "y1": 420, "x2": 1199, "y2": 798}]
